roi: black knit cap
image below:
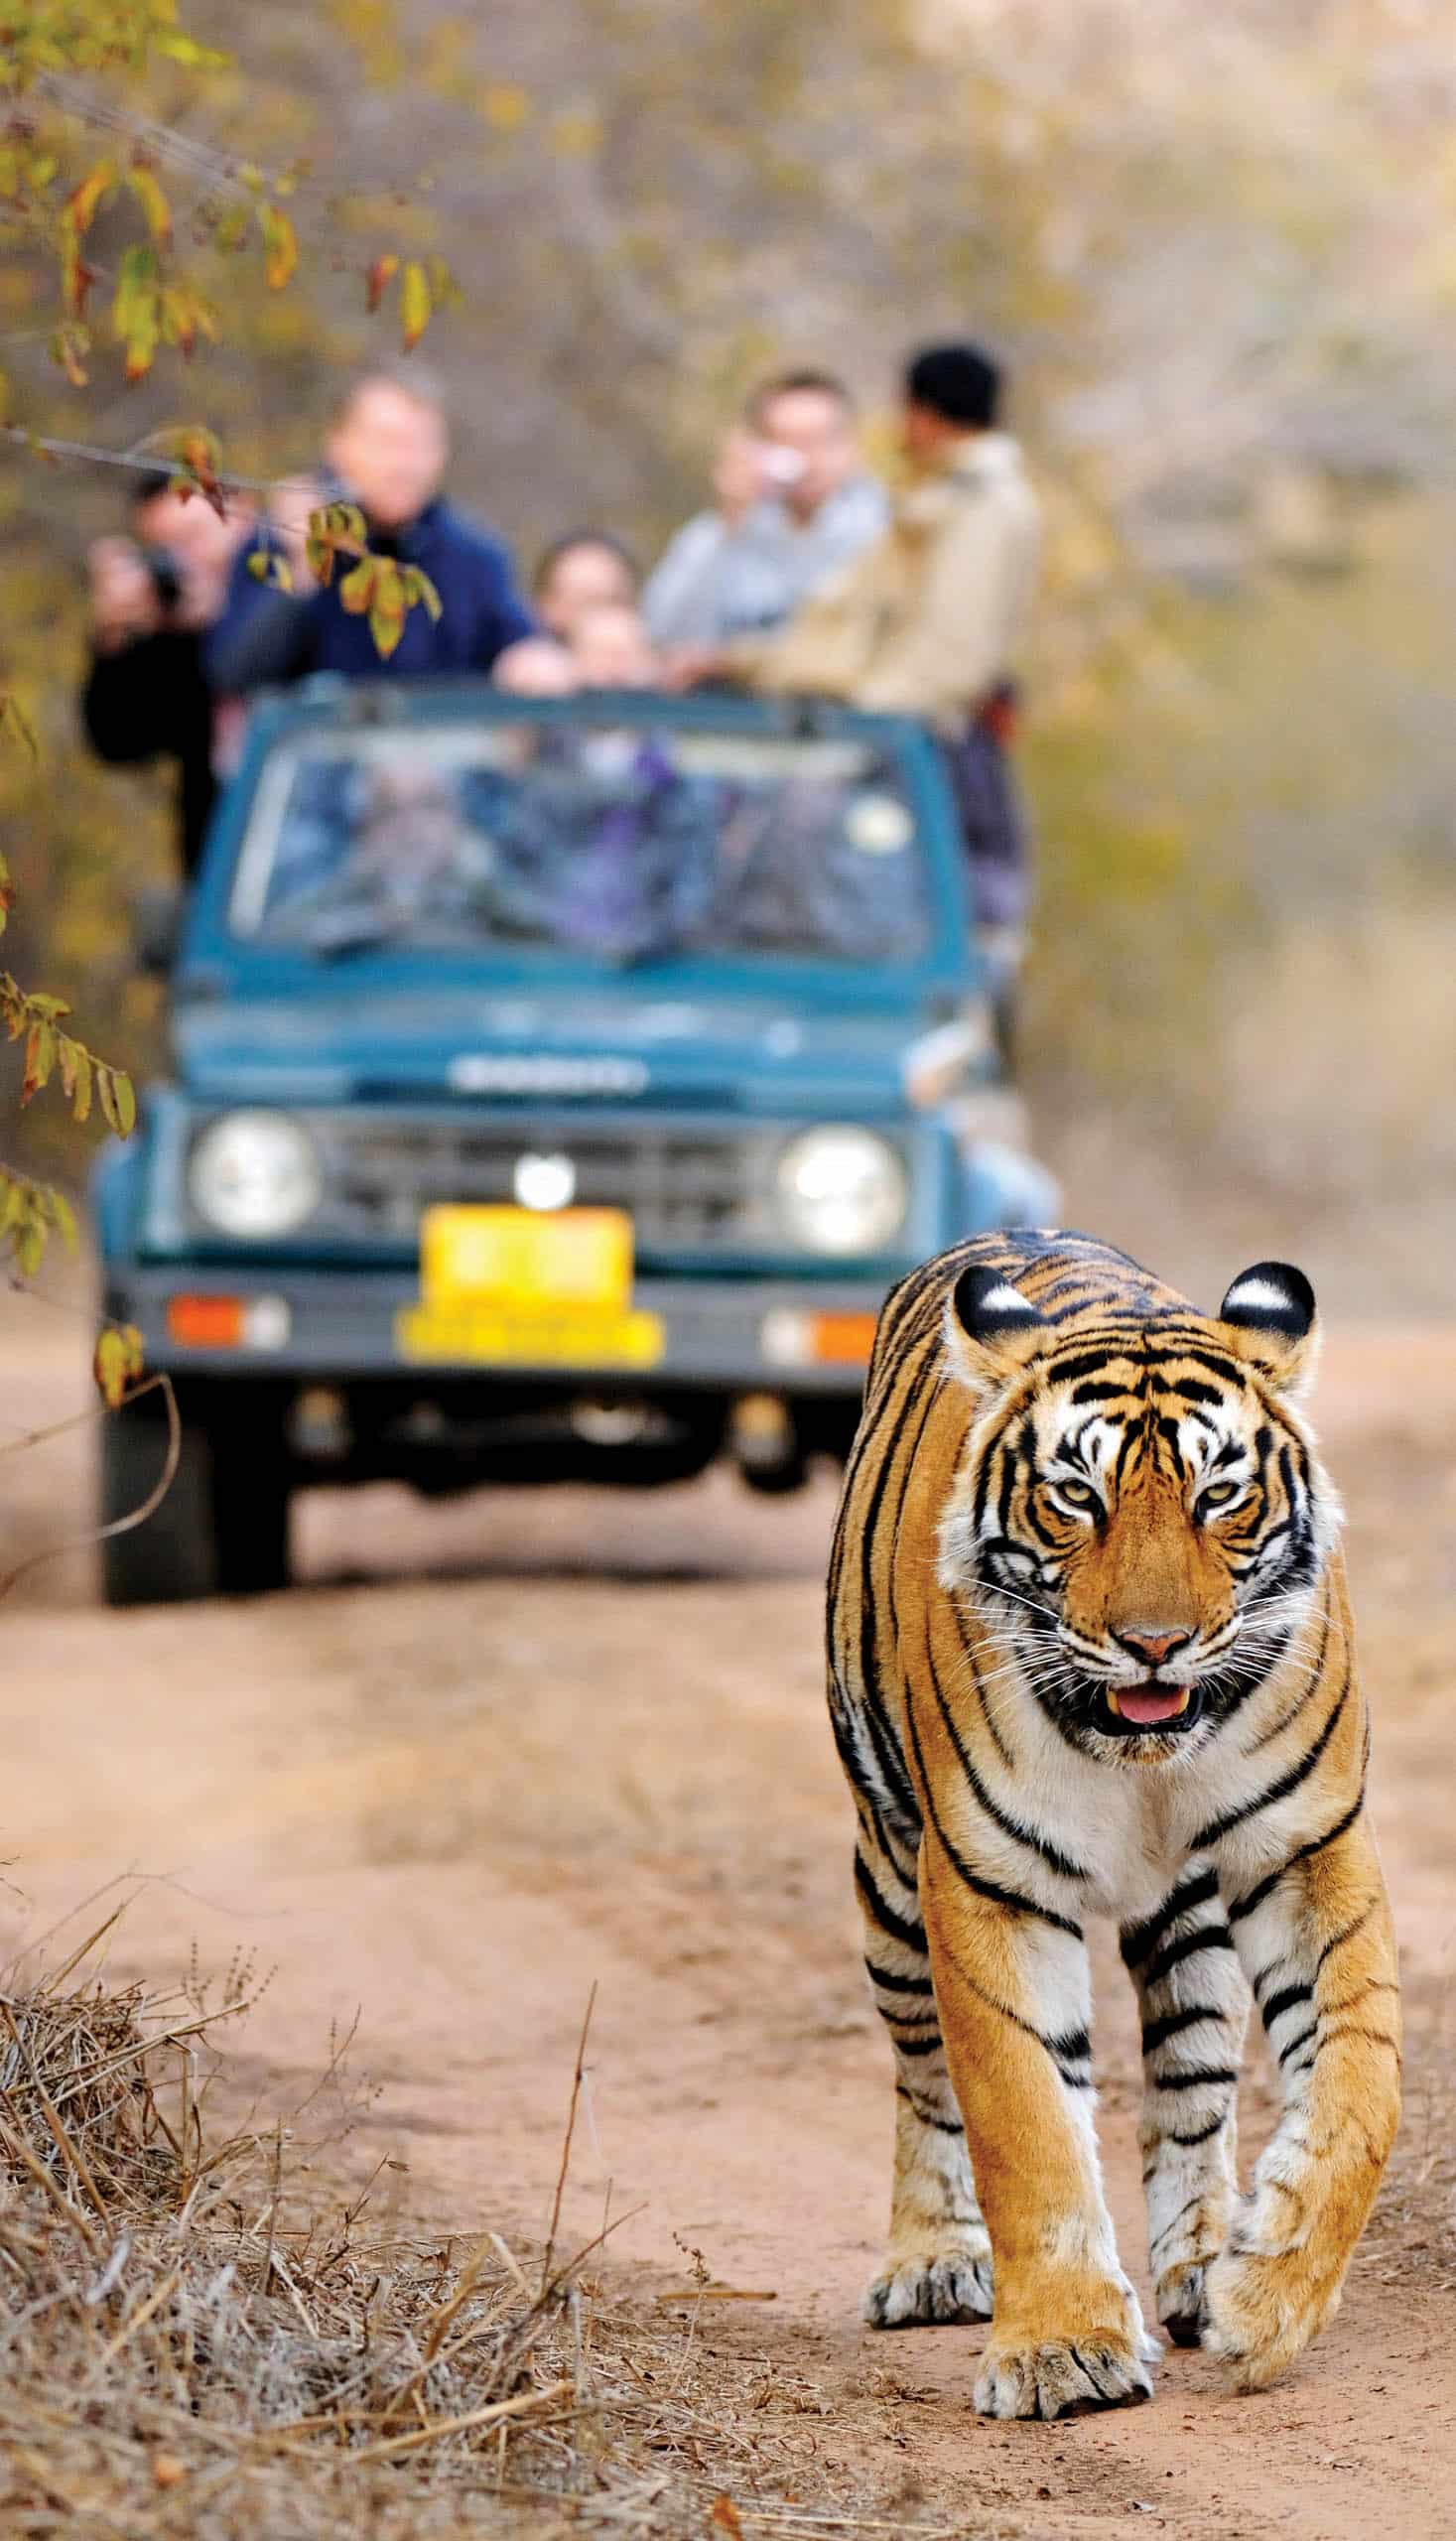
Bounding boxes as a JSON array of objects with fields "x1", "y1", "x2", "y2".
[{"x1": 904, "y1": 341, "x2": 1001, "y2": 430}]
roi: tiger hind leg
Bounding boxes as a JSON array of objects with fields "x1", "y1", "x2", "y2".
[
  {"x1": 1121, "y1": 1864, "x2": 1247, "y2": 2347},
  {"x1": 856, "y1": 1824, "x2": 993, "y2": 2328}
]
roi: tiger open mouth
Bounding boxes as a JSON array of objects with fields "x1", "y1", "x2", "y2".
[{"x1": 1101, "y1": 1682, "x2": 1203, "y2": 1736}]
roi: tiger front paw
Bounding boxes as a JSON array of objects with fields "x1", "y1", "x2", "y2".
[
  {"x1": 863, "y1": 2239, "x2": 993, "y2": 2329},
  {"x1": 1202, "y1": 2243, "x2": 1341, "y2": 2392},
  {"x1": 974, "y1": 2326, "x2": 1157, "y2": 2420}
]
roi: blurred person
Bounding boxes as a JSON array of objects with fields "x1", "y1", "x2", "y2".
[
  {"x1": 569, "y1": 601, "x2": 661, "y2": 690},
  {"x1": 689, "y1": 339, "x2": 1041, "y2": 1053},
  {"x1": 643, "y1": 372, "x2": 887, "y2": 650},
  {"x1": 533, "y1": 530, "x2": 639, "y2": 643},
  {"x1": 206, "y1": 365, "x2": 537, "y2": 693},
  {"x1": 493, "y1": 598, "x2": 662, "y2": 697},
  {"x1": 81, "y1": 469, "x2": 253, "y2": 876}
]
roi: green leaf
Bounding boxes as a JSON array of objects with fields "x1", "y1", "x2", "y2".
[{"x1": 96, "y1": 1065, "x2": 137, "y2": 1138}]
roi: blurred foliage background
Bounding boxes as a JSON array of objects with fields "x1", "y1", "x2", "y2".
[{"x1": 4, "y1": 0, "x2": 1455, "y2": 1308}]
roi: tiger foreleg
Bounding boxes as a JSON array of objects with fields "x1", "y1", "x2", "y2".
[
  {"x1": 856, "y1": 1828, "x2": 993, "y2": 2327},
  {"x1": 924, "y1": 1869, "x2": 1155, "y2": 2419},
  {"x1": 1208, "y1": 1810, "x2": 1400, "y2": 2390},
  {"x1": 1120, "y1": 1864, "x2": 1248, "y2": 2347}
]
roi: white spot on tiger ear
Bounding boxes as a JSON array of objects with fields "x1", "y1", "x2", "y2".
[
  {"x1": 979, "y1": 1282, "x2": 1032, "y2": 1319},
  {"x1": 1224, "y1": 1276, "x2": 1295, "y2": 1316}
]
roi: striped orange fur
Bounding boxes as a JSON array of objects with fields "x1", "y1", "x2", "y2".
[{"x1": 827, "y1": 1231, "x2": 1398, "y2": 2418}]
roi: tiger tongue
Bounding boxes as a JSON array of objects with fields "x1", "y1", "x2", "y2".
[{"x1": 1114, "y1": 1683, "x2": 1191, "y2": 1725}]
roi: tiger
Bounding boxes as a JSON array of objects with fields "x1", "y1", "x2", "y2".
[{"x1": 826, "y1": 1230, "x2": 1399, "y2": 2420}]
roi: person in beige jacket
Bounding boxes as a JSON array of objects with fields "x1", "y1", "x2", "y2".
[{"x1": 678, "y1": 343, "x2": 1041, "y2": 1054}]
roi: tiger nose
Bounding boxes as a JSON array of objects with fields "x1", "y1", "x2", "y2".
[{"x1": 1113, "y1": 1624, "x2": 1194, "y2": 1670}]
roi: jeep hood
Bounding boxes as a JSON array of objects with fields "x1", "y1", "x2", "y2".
[{"x1": 172, "y1": 986, "x2": 937, "y2": 1119}]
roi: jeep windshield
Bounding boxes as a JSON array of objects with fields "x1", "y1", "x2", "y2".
[{"x1": 227, "y1": 717, "x2": 931, "y2": 967}]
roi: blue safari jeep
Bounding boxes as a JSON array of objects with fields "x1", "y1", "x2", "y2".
[{"x1": 95, "y1": 681, "x2": 1050, "y2": 1602}]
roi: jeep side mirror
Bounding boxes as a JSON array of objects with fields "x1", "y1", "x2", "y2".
[{"x1": 132, "y1": 885, "x2": 182, "y2": 979}]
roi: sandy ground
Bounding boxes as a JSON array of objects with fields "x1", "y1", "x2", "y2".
[{"x1": 0, "y1": 1294, "x2": 1454, "y2": 2538}]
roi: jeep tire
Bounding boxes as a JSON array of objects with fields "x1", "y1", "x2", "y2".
[{"x1": 100, "y1": 1383, "x2": 291, "y2": 1606}]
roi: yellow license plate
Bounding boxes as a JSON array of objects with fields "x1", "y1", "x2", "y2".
[
  {"x1": 397, "y1": 1205, "x2": 664, "y2": 1370},
  {"x1": 397, "y1": 1302, "x2": 665, "y2": 1369}
]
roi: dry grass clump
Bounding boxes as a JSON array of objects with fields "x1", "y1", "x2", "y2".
[{"x1": 0, "y1": 1939, "x2": 827, "y2": 2539}]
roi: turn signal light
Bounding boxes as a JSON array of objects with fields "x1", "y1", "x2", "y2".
[
  {"x1": 167, "y1": 1294, "x2": 243, "y2": 1347},
  {"x1": 809, "y1": 1311, "x2": 878, "y2": 1365},
  {"x1": 165, "y1": 1294, "x2": 292, "y2": 1350},
  {"x1": 761, "y1": 1307, "x2": 877, "y2": 1369}
]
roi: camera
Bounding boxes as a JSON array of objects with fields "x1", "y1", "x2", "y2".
[{"x1": 139, "y1": 545, "x2": 185, "y2": 614}]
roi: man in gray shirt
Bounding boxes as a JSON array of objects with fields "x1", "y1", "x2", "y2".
[{"x1": 644, "y1": 370, "x2": 887, "y2": 650}]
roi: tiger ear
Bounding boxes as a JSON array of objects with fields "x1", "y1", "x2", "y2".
[
  {"x1": 944, "y1": 1263, "x2": 1048, "y2": 1393},
  {"x1": 1218, "y1": 1261, "x2": 1319, "y2": 1399}
]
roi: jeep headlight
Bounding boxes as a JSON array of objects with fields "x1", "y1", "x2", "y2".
[
  {"x1": 776, "y1": 1128, "x2": 907, "y2": 1257},
  {"x1": 189, "y1": 1112, "x2": 323, "y2": 1239}
]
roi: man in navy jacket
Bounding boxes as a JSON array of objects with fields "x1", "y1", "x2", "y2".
[{"x1": 206, "y1": 365, "x2": 536, "y2": 692}]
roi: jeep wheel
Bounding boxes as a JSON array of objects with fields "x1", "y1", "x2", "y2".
[{"x1": 100, "y1": 1387, "x2": 291, "y2": 1607}]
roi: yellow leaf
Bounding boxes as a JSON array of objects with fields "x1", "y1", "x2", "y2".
[
  {"x1": 65, "y1": 160, "x2": 116, "y2": 238},
  {"x1": 125, "y1": 166, "x2": 172, "y2": 246},
  {"x1": 402, "y1": 565, "x2": 443, "y2": 621},
  {"x1": 337, "y1": 558, "x2": 377, "y2": 616},
  {"x1": 481, "y1": 82, "x2": 530, "y2": 132},
  {"x1": 93, "y1": 1324, "x2": 145, "y2": 1409},
  {"x1": 0, "y1": 695, "x2": 39, "y2": 760},
  {"x1": 399, "y1": 259, "x2": 431, "y2": 351},
  {"x1": 259, "y1": 202, "x2": 299, "y2": 292},
  {"x1": 366, "y1": 251, "x2": 399, "y2": 314}
]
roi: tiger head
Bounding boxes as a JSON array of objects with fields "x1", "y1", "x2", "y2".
[{"x1": 936, "y1": 1261, "x2": 1338, "y2": 1762}]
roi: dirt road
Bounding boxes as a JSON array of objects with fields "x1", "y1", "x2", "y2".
[{"x1": 1, "y1": 1300, "x2": 1453, "y2": 2538}]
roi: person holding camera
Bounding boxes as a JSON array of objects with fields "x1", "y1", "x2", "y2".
[
  {"x1": 80, "y1": 469, "x2": 253, "y2": 878},
  {"x1": 643, "y1": 371, "x2": 886, "y2": 652}
]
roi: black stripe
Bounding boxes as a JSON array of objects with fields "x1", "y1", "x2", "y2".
[
  {"x1": 1247, "y1": 1599, "x2": 1330, "y2": 1755},
  {"x1": 1258, "y1": 1981, "x2": 1313, "y2": 2032},
  {"x1": 1276, "y1": 2023, "x2": 1318, "y2": 2067},
  {"x1": 896, "y1": 2086, "x2": 962, "y2": 2136},
  {"x1": 890, "y1": 2032, "x2": 945, "y2": 2057},
  {"x1": 1043, "y1": 1348, "x2": 1130, "y2": 1389},
  {"x1": 924, "y1": 1616, "x2": 1091, "y2": 1882},
  {"x1": 866, "y1": 1961, "x2": 934, "y2": 1997},
  {"x1": 1150, "y1": 2066, "x2": 1240, "y2": 2093},
  {"x1": 1167, "y1": 2117, "x2": 1226, "y2": 2148},
  {"x1": 1315, "y1": 1901, "x2": 1373, "y2": 1972},
  {"x1": 854, "y1": 1851, "x2": 923, "y2": 1953},
  {"x1": 1191, "y1": 1660, "x2": 1351, "y2": 1852},
  {"x1": 1141, "y1": 2005, "x2": 1224, "y2": 2055},
  {"x1": 1226, "y1": 1787, "x2": 1366, "y2": 1925},
  {"x1": 904, "y1": 1692, "x2": 1084, "y2": 1939},
  {"x1": 1120, "y1": 1868, "x2": 1219, "y2": 1970},
  {"x1": 1142, "y1": 1927, "x2": 1237, "y2": 1993},
  {"x1": 949, "y1": 1598, "x2": 1014, "y2": 1771}
]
